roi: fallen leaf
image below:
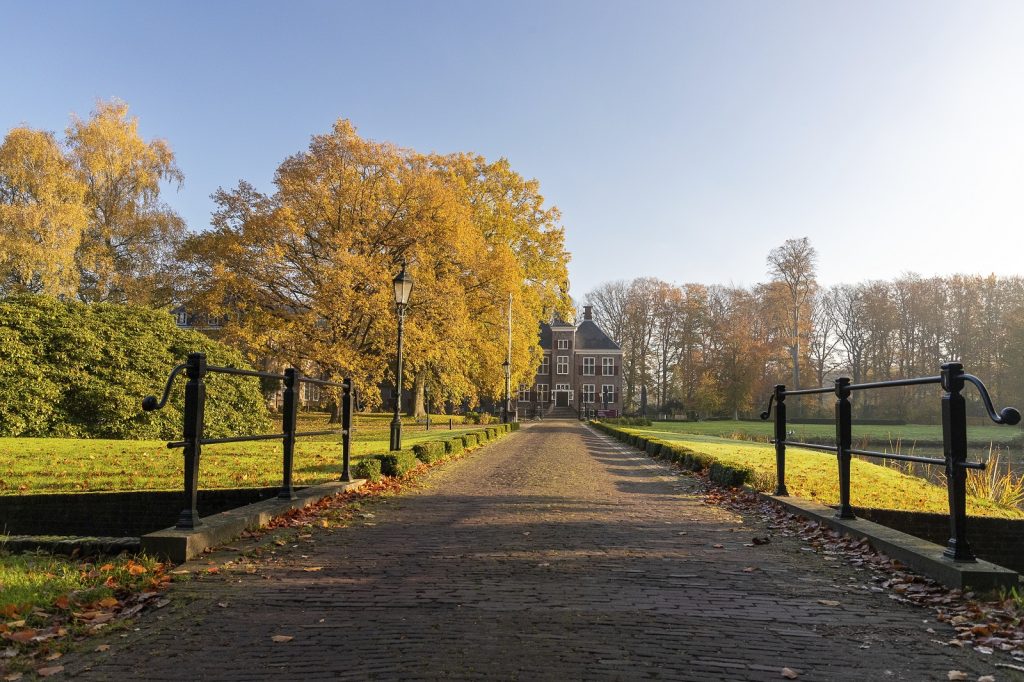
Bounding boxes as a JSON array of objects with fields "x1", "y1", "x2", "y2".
[
  {"x1": 978, "y1": 676, "x2": 995, "y2": 682},
  {"x1": 98, "y1": 597, "x2": 118, "y2": 609},
  {"x1": 271, "y1": 635, "x2": 293, "y2": 643},
  {"x1": 817, "y1": 600, "x2": 841, "y2": 607},
  {"x1": 98, "y1": 563, "x2": 114, "y2": 572},
  {"x1": 273, "y1": 539, "x2": 287, "y2": 547},
  {"x1": 4, "y1": 673, "x2": 23, "y2": 681},
  {"x1": 36, "y1": 667, "x2": 63, "y2": 678},
  {"x1": 781, "y1": 667, "x2": 799, "y2": 679},
  {"x1": 712, "y1": 544, "x2": 724, "y2": 549},
  {"x1": 217, "y1": 602, "x2": 229, "y2": 608},
  {"x1": 95, "y1": 644, "x2": 110, "y2": 652},
  {"x1": 44, "y1": 652, "x2": 62, "y2": 661},
  {"x1": 947, "y1": 672, "x2": 968, "y2": 681},
  {"x1": 206, "y1": 567, "x2": 220, "y2": 575},
  {"x1": 302, "y1": 567, "x2": 323, "y2": 572}
]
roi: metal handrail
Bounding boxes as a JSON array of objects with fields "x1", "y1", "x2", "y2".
[{"x1": 758, "y1": 362, "x2": 1018, "y2": 563}]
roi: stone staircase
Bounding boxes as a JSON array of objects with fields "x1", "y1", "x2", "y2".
[{"x1": 546, "y1": 405, "x2": 580, "y2": 420}]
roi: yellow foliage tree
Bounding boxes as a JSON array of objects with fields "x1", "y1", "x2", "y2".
[
  {"x1": 181, "y1": 119, "x2": 570, "y2": 414},
  {"x1": 0, "y1": 127, "x2": 86, "y2": 296},
  {"x1": 67, "y1": 99, "x2": 185, "y2": 305}
]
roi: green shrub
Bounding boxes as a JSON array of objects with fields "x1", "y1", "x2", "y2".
[
  {"x1": 445, "y1": 438, "x2": 464, "y2": 456},
  {"x1": 510, "y1": 422, "x2": 520, "y2": 432},
  {"x1": 645, "y1": 440, "x2": 662, "y2": 458},
  {"x1": 352, "y1": 457, "x2": 382, "y2": 482},
  {"x1": 486, "y1": 427, "x2": 498, "y2": 440},
  {"x1": 461, "y1": 433, "x2": 479, "y2": 448},
  {"x1": 0, "y1": 294, "x2": 270, "y2": 439},
  {"x1": 709, "y1": 461, "x2": 752, "y2": 487},
  {"x1": 377, "y1": 451, "x2": 419, "y2": 477},
  {"x1": 413, "y1": 441, "x2": 447, "y2": 464}
]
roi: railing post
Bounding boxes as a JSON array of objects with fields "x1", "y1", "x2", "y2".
[
  {"x1": 340, "y1": 378, "x2": 353, "y2": 482},
  {"x1": 177, "y1": 352, "x2": 207, "y2": 529},
  {"x1": 279, "y1": 368, "x2": 299, "y2": 500},
  {"x1": 449, "y1": 417, "x2": 453, "y2": 430},
  {"x1": 941, "y1": 362, "x2": 975, "y2": 562},
  {"x1": 834, "y1": 377, "x2": 855, "y2": 519},
  {"x1": 773, "y1": 384, "x2": 789, "y2": 496}
]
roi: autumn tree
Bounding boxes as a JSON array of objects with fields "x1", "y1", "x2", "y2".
[
  {"x1": 180, "y1": 120, "x2": 569, "y2": 415},
  {"x1": 0, "y1": 127, "x2": 86, "y2": 296},
  {"x1": 68, "y1": 100, "x2": 185, "y2": 305}
]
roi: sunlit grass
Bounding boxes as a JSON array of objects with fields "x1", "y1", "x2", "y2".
[
  {"x1": 0, "y1": 413, "x2": 485, "y2": 494},
  {"x1": 624, "y1": 427, "x2": 1024, "y2": 519}
]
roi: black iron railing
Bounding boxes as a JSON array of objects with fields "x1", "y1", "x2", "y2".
[
  {"x1": 760, "y1": 362, "x2": 1020, "y2": 562},
  {"x1": 143, "y1": 352, "x2": 356, "y2": 530}
]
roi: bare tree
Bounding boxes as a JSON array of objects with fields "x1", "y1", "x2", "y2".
[{"x1": 766, "y1": 237, "x2": 817, "y2": 392}]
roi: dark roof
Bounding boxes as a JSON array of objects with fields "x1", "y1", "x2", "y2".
[
  {"x1": 536, "y1": 319, "x2": 620, "y2": 351},
  {"x1": 538, "y1": 322, "x2": 552, "y2": 350},
  {"x1": 575, "y1": 319, "x2": 620, "y2": 350}
]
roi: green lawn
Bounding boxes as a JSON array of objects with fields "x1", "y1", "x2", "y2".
[
  {"x1": 0, "y1": 413, "x2": 488, "y2": 495},
  {"x1": 644, "y1": 419, "x2": 1022, "y2": 448},
  {"x1": 622, "y1": 426, "x2": 1024, "y2": 520}
]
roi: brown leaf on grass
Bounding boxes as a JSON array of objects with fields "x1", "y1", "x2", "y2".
[
  {"x1": 95, "y1": 644, "x2": 110, "y2": 652},
  {"x1": 206, "y1": 567, "x2": 220, "y2": 575},
  {"x1": 271, "y1": 635, "x2": 293, "y2": 643},
  {"x1": 4, "y1": 629, "x2": 37, "y2": 643},
  {"x1": 43, "y1": 652, "x2": 62, "y2": 661},
  {"x1": 781, "y1": 667, "x2": 799, "y2": 679},
  {"x1": 98, "y1": 563, "x2": 114, "y2": 573},
  {"x1": 97, "y1": 597, "x2": 118, "y2": 609},
  {"x1": 36, "y1": 667, "x2": 63, "y2": 677},
  {"x1": 126, "y1": 561, "x2": 147, "y2": 576}
]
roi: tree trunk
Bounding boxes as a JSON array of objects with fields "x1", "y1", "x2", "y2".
[{"x1": 410, "y1": 369, "x2": 427, "y2": 417}]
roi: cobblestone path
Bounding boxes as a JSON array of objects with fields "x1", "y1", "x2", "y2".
[{"x1": 64, "y1": 421, "x2": 999, "y2": 680}]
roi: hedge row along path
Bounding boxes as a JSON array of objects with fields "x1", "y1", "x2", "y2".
[{"x1": 62, "y1": 421, "x2": 997, "y2": 680}]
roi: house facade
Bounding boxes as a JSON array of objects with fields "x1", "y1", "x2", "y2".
[{"x1": 519, "y1": 305, "x2": 622, "y2": 418}]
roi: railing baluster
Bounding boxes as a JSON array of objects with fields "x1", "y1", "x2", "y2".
[
  {"x1": 773, "y1": 384, "x2": 789, "y2": 496},
  {"x1": 177, "y1": 352, "x2": 207, "y2": 529},
  {"x1": 340, "y1": 378, "x2": 353, "y2": 482},
  {"x1": 279, "y1": 368, "x2": 299, "y2": 500},
  {"x1": 834, "y1": 377, "x2": 855, "y2": 519},
  {"x1": 941, "y1": 362, "x2": 975, "y2": 562}
]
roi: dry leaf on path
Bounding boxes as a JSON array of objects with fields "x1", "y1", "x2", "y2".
[
  {"x1": 4, "y1": 673, "x2": 23, "y2": 681},
  {"x1": 781, "y1": 667, "x2": 799, "y2": 679},
  {"x1": 95, "y1": 644, "x2": 110, "y2": 652},
  {"x1": 712, "y1": 544, "x2": 724, "y2": 549},
  {"x1": 817, "y1": 600, "x2": 841, "y2": 607},
  {"x1": 302, "y1": 567, "x2": 323, "y2": 572},
  {"x1": 978, "y1": 676, "x2": 995, "y2": 682},
  {"x1": 271, "y1": 635, "x2": 293, "y2": 643},
  {"x1": 946, "y1": 672, "x2": 967, "y2": 681},
  {"x1": 36, "y1": 667, "x2": 63, "y2": 678}
]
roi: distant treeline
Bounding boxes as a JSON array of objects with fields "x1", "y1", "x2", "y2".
[{"x1": 587, "y1": 239, "x2": 1024, "y2": 423}]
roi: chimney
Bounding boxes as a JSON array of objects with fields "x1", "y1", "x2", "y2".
[{"x1": 583, "y1": 305, "x2": 593, "y2": 321}]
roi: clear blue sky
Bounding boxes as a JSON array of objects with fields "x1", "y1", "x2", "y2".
[{"x1": 3, "y1": 0, "x2": 1023, "y2": 297}]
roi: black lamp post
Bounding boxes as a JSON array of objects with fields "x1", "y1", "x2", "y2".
[
  {"x1": 502, "y1": 359, "x2": 511, "y2": 424},
  {"x1": 390, "y1": 261, "x2": 414, "y2": 451}
]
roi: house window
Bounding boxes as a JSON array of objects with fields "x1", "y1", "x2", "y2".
[
  {"x1": 536, "y1": 384, "x2": 549, "y2": 403},
  {"x1": 175, "y1": 311, "x2": 189, "y2": 326},
  {"x1": 602, "y1": 357, "x2": 615, "y2": 376},
  {"x1": 556, "y1": 356, "x2": 569, "y2": 374},
  {"x1": 303, "y1": 381, "x2": 322, "y2": 404},
  {"x1": 518, "y1": 383, "x2": 530, "y2": 402},
  {"x1": 539, "y1": 356, "x2": 550, "y2": 375},
  {"x1": 582, "y1": 384, "x2": 595, "y2": 403},
  {"x1": 583, "y1": 357, "x2": 595, "y2": 375},
  {"x1": 601, "y1": 385, "x2": 616, "y2": 404},
  {"x1": 557, "y1": 338, "x2": 569, "y2": 350}
]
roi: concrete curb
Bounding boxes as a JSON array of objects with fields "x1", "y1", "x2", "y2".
[
  {"x1": 761, "y1": 492, "x2": 1019, "y2": 592},
  {"x1": 141, "y1": 479, "x2": 366, "y2": 563}
]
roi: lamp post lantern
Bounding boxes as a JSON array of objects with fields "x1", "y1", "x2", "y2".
[
  {"x1": 502, "y1": 358, "x2": 511, "y2": 424},
  {"x1": 390, "y1": 261, "x2": 413, "y2": 451}
]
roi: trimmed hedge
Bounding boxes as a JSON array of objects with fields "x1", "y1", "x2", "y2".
[
  {"x1": 590, "y1": 421, "x2": 753, "y2": 488},
  {"x1": 461, "y1": 433, "x2": 479, "y2": 448},
  {"x1": 413, "y1": 440, "x2": 447, "y2": 464},
  {"x1": 352, "y1": 457, "x2": 383, "y2": 482},
  {"x1": 510, "y1": 422, "x2": 520, "y2": 432},
  {"x1": 377, "y1": 451, "x2": 419, "y2": 477},
  {"x1": 445, "y1": 438, "x2": 464, "y2": 456}
]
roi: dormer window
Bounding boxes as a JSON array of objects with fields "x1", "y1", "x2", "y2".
[{"x1": 557, "y1": 338, "x2": 569, "y2": 350}]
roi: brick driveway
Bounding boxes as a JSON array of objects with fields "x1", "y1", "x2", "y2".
[{"x1": 64, "y1": 421, "x2": 1000, "y2": 680}]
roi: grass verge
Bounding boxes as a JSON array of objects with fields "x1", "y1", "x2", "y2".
[{"x1": 597, "y1": 422, "x2": 1024, "y2": 520}]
